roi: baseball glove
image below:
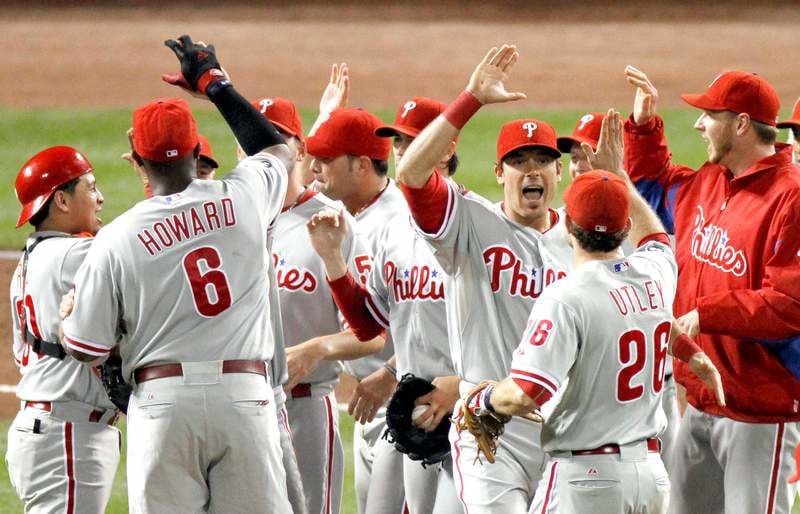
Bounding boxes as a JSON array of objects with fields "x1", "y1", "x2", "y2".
[
  {"x1": 384, "y1": 374, "x2": 451, "y2": 467},
  {"x1": 99, "y1": 355, "x2": 131, "y2": 414},
  {"x1": 455, "y1": 381, "x2": 519, "y2": 464}
]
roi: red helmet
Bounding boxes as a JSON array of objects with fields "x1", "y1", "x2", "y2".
[{"x1": 15, "y1": 146, "x2": 93, "y2": 228}]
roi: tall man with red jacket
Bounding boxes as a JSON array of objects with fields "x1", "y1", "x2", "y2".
[{"x1": 624, "y1": 66, "x2": 800, "y2": 514}]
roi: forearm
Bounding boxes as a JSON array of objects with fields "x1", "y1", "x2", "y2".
[
  {"x1": 314, "y1": 330, "x2": 385, "y2": 361},
  {"x1": 488, "y1": 377, "x2": 539, "y2": 417},
  {"x1": 396, "y1": 116, "x2": 459, "y2": 187},
  {"x1": 319, "y1": 250, "x2": 348, "y2": 281},
  {"x1": 328, "y1": 272, "x2": 386, "y2": 341},
  {"x1": 697, "y1": 289, "x2": 800, "y2": 340}
]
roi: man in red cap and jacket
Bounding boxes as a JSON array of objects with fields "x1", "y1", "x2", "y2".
[
  {"x1": 777, "y1": 97, "x2": 800, "y2": 164},
  {"x1": 624, "y1": 66, "x2": 800, "y2": 514}
]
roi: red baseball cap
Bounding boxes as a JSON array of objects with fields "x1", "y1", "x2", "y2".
[
  {"x1": 564, "y1": 170, "x2": 629, "y2": 234},
  {"x1": 375, "y1": 97, "x2": 446, "y2": 138},
  {"x1": 306, "y1": 107, "x2": 391, "y2": 161},
  {"x1": 497, "y1": 119, "x2": 560, "y2": 162},
  {"x1": 788, "y1": 444, "x2": 800, "y2": 483},
  {"x1": 133, "y1": 98, "x2": 198, "y2": 163},
  {"x1": 557, "y1": 112, "x2": 605, "y2": 153},
  {"x1": 777, "y1": 98, "x2": 800, "y2": 130},
  {"x1": 681, "y1": 71, "x2": 781, "y2": 126},
  {"x1": 197, "y1": 135, "x2": 218, "y2": 168},
  {"x1": 251, "y1": 97, "x2": 304, "y2": 140}
]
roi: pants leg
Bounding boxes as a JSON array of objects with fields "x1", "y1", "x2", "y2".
[
  {"x1": 6, "y1": 409, "x2": 119, "y2": 514},
  {"x1": 277, "y1": 400, "x2": 309, "y2": 514},
  {"x1": 659, "y1": 376, "x2": 680, "y2": 475},
  {"x1": 287, "y1": 393, "x2": 344, "y2": 514},
  {"x1": 355, "y1": 409, "x2": 406, "y2": 514},
  {"x1": 403, "y1": 455, "x2": 440, "y2": 514},
  {"x1": 432, "y1": 457, "x2": 462, "y2": 514}
]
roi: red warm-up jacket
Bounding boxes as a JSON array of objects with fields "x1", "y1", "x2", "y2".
[{"x1": 625, "y1": 116, "x2": 800, "y2": 423}]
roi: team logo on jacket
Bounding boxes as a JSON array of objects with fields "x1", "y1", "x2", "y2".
[
  {"x1": 690, "y1": 206, "x2": 747, "y2": 277},
  {"x1": 384, "y1": 260, "x2": 444, "y2": 302},
  {"x1": 273, "y1": 253, "x2": 318, "y2": 293},
  {"x1": 483, "y1": 245, "x2": 567, "y2": 298}
]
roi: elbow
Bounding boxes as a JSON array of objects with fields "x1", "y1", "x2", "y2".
[{"x1": 64, "y1": 346, "x2": 107, "y2": 366}]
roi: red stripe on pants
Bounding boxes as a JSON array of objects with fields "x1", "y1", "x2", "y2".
[
  {"x1": 766, "y1": 423, "x2": 785, "y2": 514},
  {"x1": 324, "y1": 395, "x2": 335, "y2": 514},
  {"x1": 540, "y1": 461, "x2": 558, "y2": 514},
  {"x1": 64, "y1": 422, "x2": 75, "y2": 514}
]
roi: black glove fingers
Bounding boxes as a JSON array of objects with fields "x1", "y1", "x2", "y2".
[
  {"x1": 164, "y1": 39, "x2": 185, "y2": 58},
  {"x1": 178, "y1": 34, "x2": 194, "y2": 50}
]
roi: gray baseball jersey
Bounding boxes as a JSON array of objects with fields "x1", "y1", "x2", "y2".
[
  {"x1": 273, "y1": 190, "x2": 368, "y2": 394},
  {"x1": 366, "y1": 214, "x2": 454, "y2": 379},
  {"x1": 62, "y1": 152, "x2": 288, "y2": 377},
  {"x1": 413, "y1": 182, "x2": 572, "y2": 386},
  {"x1": 10, "y1": 233, "x2": 113, "y2": 410},
  {"x1": 511, "y1": 240, "x2": 677, "y2": 452},
  {"x1": 342, "y1": 179, "x2": 409, "y2": 379}
]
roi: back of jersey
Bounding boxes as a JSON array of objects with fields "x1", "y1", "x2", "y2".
[
  {"x1": 63, "y1": 153, "x2": 287, "y2": 380},
  {"x1": 511, "y1": 241, "x2": 677, "y2": 452}
]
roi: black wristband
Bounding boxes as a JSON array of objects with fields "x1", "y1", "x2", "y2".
[{"x1": 207, "y1": 84, "x2": 286, "y2": 156}]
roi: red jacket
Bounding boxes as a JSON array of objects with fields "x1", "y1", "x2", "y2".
[{"x1": 625, "y1": 116, "x2": 800, "y2": 423}]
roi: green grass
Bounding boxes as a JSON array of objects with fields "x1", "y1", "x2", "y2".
[
  {"x1": 0, "y1": 106, "x2": 713, "y2": 250},
  {"x1": 0, "y1": 414, "x2": 356, "y2": 514}
]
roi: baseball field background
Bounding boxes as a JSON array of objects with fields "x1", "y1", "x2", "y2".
[{"x1": 0, "y1": 2, "x2": 798, "y2": 512}]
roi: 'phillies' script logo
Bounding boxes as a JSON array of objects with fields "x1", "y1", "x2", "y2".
[
  {"x1": 483, "y1": 245, "x2": 567, "y2": 298},
  {"x1": 273, "y1": 253, "x2": 317, "y2": 293},
  {"x1": 522, "y1": 121, "x2": 538, "y2": 138},
  {"x1": 401, "y1": 100, "x2": 417, "y2": 118},
  {"x1": 690, "y1": 206, "x2": 747, "y2": 276},
  {"x1": 384, "y1": 261, "x2": 444, "y2": 303}
]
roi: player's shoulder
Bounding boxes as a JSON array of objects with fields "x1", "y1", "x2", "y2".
[
  {"x1": 222, "y1": 152, "x2": 289, "y2": 186},
  {"x1": 29, "y1": 232, "x2": 93, "y2": 265}
]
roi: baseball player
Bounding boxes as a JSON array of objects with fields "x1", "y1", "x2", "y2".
[
  {"x1": 302, "y1": 106, "x2": 410, "y2": 514},
  {"x1": 394, "y1": 45, "x2": 573, "y2": 512},
  {"x1": 624, "y1": 66, "x2": 800, "y2": 514},
  {"x1": 306, "y1": 96, "x2": 463, "y2": 514},
  {"x1": 777, "y1": 97, "x2": 800, "y2": 164},
  {"x1": 6, "y1": 146, "x2": 119, "y2": 514},
  {"x1": 60, "y1": 36, "x2": 295, "y2": 512},
  {"x1": 471, "y1": 163, "x2": 724, "y2": 514},
  {"x1": 254, "y1": 88, "x2": 383, "y2": 514}
]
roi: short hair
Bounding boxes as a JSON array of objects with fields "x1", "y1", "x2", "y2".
[
  {"x1": 752, "y1": 119, "x2": 778, "y2": 145},
  {"x1": 446, "y1": 153, "x2": 459, "y2": 176},
  {"x1": 29, "y1": 176, "x2": 81, "y2": 227},
  {"x1": 347, "y1": 155, "x2": 389, "y2": 176},
  {"x1": 569, "y1": 219, "x2": 628, "y2": 253}
]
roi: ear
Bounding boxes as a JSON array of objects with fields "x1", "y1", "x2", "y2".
[
  {"x1": 625, "y1": 217, "x2": 633, "y2": 232},
  {"x1": 51, "y1": 189, "x2": 71, "y2": 214},
  {"x1": 132, "y1": 151, "x2": 144, "y2": 166},
  {"x1": 494, "y1": 161, "x2": 504, "y2": 185},
  {"x1": 193, "y1": 143, "x2": 201, "y2": 159},
  {"x1": 564, "y1": 213, "x2": 574, "y2": 235},
  {"x1": 555, "y1": 159, "x2": 563, "y2": 183},
  {"x1": 296, "y1": 139, "x2": 307, "y2": 162},
  {"x1": 358, "y1": 155, "x2": 372, "y2": 175},
  {"x1": 736, "y1": 113, "x2": 751, "y2": 137}
]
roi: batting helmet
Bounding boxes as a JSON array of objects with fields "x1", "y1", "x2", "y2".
[{"x1": 15, "y1": 146, "x2": 93, "y2": 228}]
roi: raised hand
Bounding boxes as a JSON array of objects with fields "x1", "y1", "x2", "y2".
[
  {"x1": 319, "y1": 63, "x2": 350, "y2": 116},
  {"x1": 625, "y1": 66, "x2": 659, "y2": 126},
  {"x1": 688, "y1": 352, "x2": 726, "y2": 407},
  {"x1": 307, "y1": 209, "x2": 347, "y2": 260},
  {"x1": 582, "y1": 108, "x2": 626, "y2": 177},
  {"x1": 162, "y1": 35, "x2": 227, "y2": 95},
  {"x1": 466, "y1": 45, "x2": 527, "y2": 105}
]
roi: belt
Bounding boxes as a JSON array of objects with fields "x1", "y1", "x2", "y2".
[
  {"x1": 572, "y1": 437, "x2": 661, "y2": 456},
  {"x1": 133, "y1": 359, "x2": 267, "y2": 384},
  {"x1": 23, "y1": 401, "x2": 117, "y2": 426},
  {"x1": 290, "y1": 383, "x2": 312, "y2": 398}
]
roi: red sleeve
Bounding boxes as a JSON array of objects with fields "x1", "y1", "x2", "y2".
[
  {"x1": 697, "y1": 199, "x2": 800, "y2": 340},
  {"x1": 624, "y1": 115, "x2": 695, "y2": 189},
  {"x1": 511, "y1": 378, "x2": 553, "y2": 407},
  {"x1": 397, "y1": 170, "x2": 450, "y2": 234},
  {"x1": 637, "y1": 232, "x2": 671, "y2": 247},
  {"x1": 328, "y1": 272, "x2": 385, "y2": 342}
]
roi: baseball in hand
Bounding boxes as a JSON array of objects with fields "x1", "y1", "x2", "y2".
[{"x1": 412, "y1": 404, "x2": 434, "y2": 430}]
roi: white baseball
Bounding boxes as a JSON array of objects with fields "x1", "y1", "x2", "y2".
[{"x1": 412, "y1": 404, "x2": 434, "y2": 430}]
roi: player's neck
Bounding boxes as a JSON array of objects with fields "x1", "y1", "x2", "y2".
[
  {"x1": 344, "y1": 176, "x2": 389, "y2": 216},
  {"x1": 572, "y1": 245, "x2": 624, "y2": 267},
  {"x1": 723, "y1": 142, "x2": 775, "y2": 177},
  {"x1": 282, "y1": 173, "x2": 305, "y2": 210},
  {"x1": 148, "y1": 175, "x2": 193, "y2": 196}
]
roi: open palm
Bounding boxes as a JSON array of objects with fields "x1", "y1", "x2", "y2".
[{"x1": 466, "y1": 45, "x2": 526, "y2": 105}]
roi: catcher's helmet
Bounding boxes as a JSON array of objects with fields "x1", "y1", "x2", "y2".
[{"x1": 15, "y1": 146, "x2": 93, "y2": 228}]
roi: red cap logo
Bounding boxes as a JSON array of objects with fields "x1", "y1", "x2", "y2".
[
  {"x1": 557, "y1": 112, "x2": 605, "y2": 153},
  {"x1": 133, "y1": 98, "x2": 198, "y2": 163},
  {"x1": 401, "y1": 100, "x2": 417, "y2": 119},
  {"x1": 564, "y1": 170, "x2": 629, "y2": 234},
  {"x1": 375, "y1": 97, "x2": 447, "y2": 139},
  {"x1": 681, "y1": 71, "x2": 780, "y2": 126},
  {"x1": 522, "y1": 121, "x2": 538, "y2": 138},
  {"x1": 251, "y1": 97, "x2": 304, "y2": 141},
  {"x1": 496, "y1": 119, "x2": 560, "y2": 162}
]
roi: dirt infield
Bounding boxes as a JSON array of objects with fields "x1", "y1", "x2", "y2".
[{"x1": 1, "y1": 2, "x2": 797, "y2": 414}]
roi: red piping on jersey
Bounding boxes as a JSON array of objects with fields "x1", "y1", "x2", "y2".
[
  {"x1": 365, "y1": 295, "x2": 390, "y2": 328},
  {"x1": 62, "y1": 334, "x2": 112, "y2": 355},
  {"x1": 65, "y1": 422, "x2": 76, "y2": 514},
  {"x1": 540, "y1": 460, "x2": 558, "y2": 514},
  {"x1": 281, "y1": 188, "x2": 317, "y2": 213},
  {"x1": 512, "y1": 377, "x2": 553, "y2": 406},
  {"x1": 452, "y1": 427, "x2": 470, "y2": 513},
  {"x1": 324, "y1": 395, "x2": 335, "y2": 514},
  {"x1": 511, "y1": 368, "x2": 557, "y2": 401},
  {"x1": 398, "y1": 170, "x2": 451, "y2": 234},
  {"x1": 327, "y1": 272, "x2": 384, "y2": 341},
  {"x1": 766, "y1": 423, "x2": 785, "y2": 514},
  {"x1": 355, "y1": 178, "x2": 391, "y2": 218},
  {"x1": 637, "y1": 232, "x2": 670, "y2": 248}
]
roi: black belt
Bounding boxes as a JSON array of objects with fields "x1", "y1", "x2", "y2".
[{"x1": 29, "y1": 336, "x2": 67, "y2": 360}]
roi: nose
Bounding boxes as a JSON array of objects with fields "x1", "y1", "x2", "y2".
[
  {"x1": 97, "y1": 190, "x2": 105, "y2": 205},
  {"x1": 311, "y1": 158, "x2": 322, "y2": 174},
  {"x1": 693, "y1": 113, "x2": 706, "y2": 132}
]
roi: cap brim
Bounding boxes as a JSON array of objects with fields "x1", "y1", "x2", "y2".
[
  {"x1": 776, "y1": 119, "x2": 800, "y2": 129},
  {"x1": 271, "y1": 120, "x2": 303, "y2": 141},
  {"x1": 199, "y1": 155, "x2": 219, "y2": 168},
  {"x1": 305, "y1": 136, "x2": 343, "y2": 159},
  {"x1": 681, "y1": 93, "x2": 726, "y2": 112},
  {"x1": 500, "y1": 143, "x2": 561, "y2": 162},
  {"x1": 375, "y1": 124, "x2": 421, "y2": 138},
  {"x1": 556, "y1": 136, "x2": 597, "y2": 153}
]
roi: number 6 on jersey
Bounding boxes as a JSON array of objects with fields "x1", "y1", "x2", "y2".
[{"x1": 182, "y1": 246, "x2": 232, "y2": 317}]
